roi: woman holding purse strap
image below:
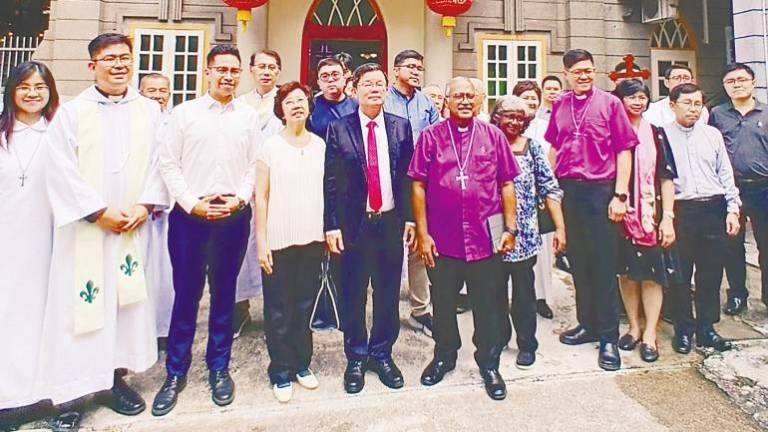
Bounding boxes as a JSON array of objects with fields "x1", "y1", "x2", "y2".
[{"x1": 490, "y1": 95, "x2": 566, "y2": 370}]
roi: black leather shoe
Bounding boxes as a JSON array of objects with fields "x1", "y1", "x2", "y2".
[
  {"x1": 672, "y1": 331, "x2": 693, "y2": 354},
  {"x1": 598, "y1": 341, "x2": 621, "y2": 371},
  {"x1": 479, "y1": 369, "x2": 506, "y2": 400},
  {"x1": 49, "y1": 411, "x2": 82, "y2": 432},
  {"x1": 367, "y1": 358, "x2": 404, "y2": 389},
  {"x1": 515, "y1": 351, "x2": 536, "y2": 370},
  {"x1": 209, "y1": 370, "x2": 235, "y2": 406},
  {"x1": 104, "y1": 375, "x2": 146, "y2": 416},
  {"x1": 536, "y1": 300, "x2": 554, "y2": 319},
  {"x1": 152, "y1": 375, "x2": 187, "y2": 416},
  {"x1": 697, "y1": 328, "x2": 733, "y2": 352},
  {"x1": 639, "y1": 342, "x2": 659, "y2": 363},
  {"x1": 618, "y1": 333, "x2": 639, "y2": 351},
  {"x1": 343, "y1": 360, "x2": 367, "y2": 394},
  {"x1": 724, "y1": 297, "x2": 748, "y2": 316},
  {"x1": 420, "y1": 358, "x2": 456, "y2": 386},
  {"x1": 559, "y1": 325, "x2": 599, "y2": 345}
]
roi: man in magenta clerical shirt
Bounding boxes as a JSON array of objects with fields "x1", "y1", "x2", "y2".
[
  {"x1": 544, "y1": 49, "x2": 638, "y2": 371},
  {"x1": 409, "y1": 76, "x2": 520, "y2": 401}
]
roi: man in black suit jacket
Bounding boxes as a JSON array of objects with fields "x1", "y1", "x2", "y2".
[{"x1": 324, "y1": 63, "x2": 415, "y2": 394}]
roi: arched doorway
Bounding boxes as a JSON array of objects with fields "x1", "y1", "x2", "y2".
[
  {"x1": 649, "y1": 18, "x2": 698, "y2": 100},
  {"x1": 300, "y1": 0, "x2": 387, "y2": 90}
]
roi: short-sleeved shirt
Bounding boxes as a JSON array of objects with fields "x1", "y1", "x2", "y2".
[
  {"x1": 544, "y1": 87, "x2": 639, "y2": 180},
  {"x1": 308, "y1": 95, "x2": 358, "y2": 139},
  {"x1": 408, "y1": 118, "x2": 520, "y2": 262},
  {"x1": 708, "y1": 100, "x2": 768, "y2": 181},
  {"x1": 384, "y1": 86, "x2": 440, "y2": 140}
]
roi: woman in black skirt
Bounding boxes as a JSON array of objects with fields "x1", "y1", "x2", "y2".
[{"x1": 614, "y1": 80, "x2": 681, "y2": 362}]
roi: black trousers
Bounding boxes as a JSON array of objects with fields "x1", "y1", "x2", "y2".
[
  {"x1": 428, "y1": 255, "x2": 505, "y2": 370},
  {"x1": 339, "y1": 212, "x2": 404, "y2": 362},
  {"x1": 670, "y1": 197, "x2": 727, "y2": 333},
  {"x1": 725, "y1": 182, "x2": 768, "y2": 304},
  {"x1": 262, "y1": 242, "x2": 324, "y2": 384},
  {"x1": 500, "y1": 256, "x2": 538, "y2": 353},
  {"x1": 166, "y1": 205, "x2": 251, "y2": 376},
  {"x1": 560, "y1": 180, "x2": 620, "y2": 342}
]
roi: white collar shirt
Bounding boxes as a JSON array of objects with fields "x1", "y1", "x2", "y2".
[{"x1": 358, "y1": 109, "x2": 394, "y2": 212}]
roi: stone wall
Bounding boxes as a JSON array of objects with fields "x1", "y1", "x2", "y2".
[{"x1": 733, "y1": 0, "x2": 768, "y2": 102}]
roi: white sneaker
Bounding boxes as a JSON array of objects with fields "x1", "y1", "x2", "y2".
[
  {"x1": 296, "y1": 369, "x2": 319, "y2": 389},
  {"x1": 272, "y1": 382, "x2": 293, "y2": 403}
]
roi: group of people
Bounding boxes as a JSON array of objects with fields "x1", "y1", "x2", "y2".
[{"x1": 1, "y1": 29, "x2": 767, "y2": 431}]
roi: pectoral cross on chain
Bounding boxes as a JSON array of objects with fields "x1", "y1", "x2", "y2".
[
  {"x1": 19, "y1": 173, "x2": 28, "y2": 187},
  {"x1": 456, "y1": 170, "x2": 469, "y2": 190}
]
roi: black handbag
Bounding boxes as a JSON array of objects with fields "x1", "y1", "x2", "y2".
[
  {"x1": 310, "y1": 253, "x2": 341, "y2": 332},
  {"x1": 530, "y1": 143, "x2": 556, "y2": 234}
]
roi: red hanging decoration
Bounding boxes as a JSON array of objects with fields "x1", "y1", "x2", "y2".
[
  {"x1": 426, "y1": 0, "x2": 473, "y2": 37},
  {"x1": 223, "y1": 0, "x2": 269, "y2": 30}
]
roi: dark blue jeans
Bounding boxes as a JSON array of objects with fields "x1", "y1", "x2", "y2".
[
  {"x1": 560, "y1": 179, "x2": 620, "y2": 342},
  {"x1": 725, "y1": 182, "x2": 768, "y2": 304},
  {"x1": 165, "y1": 205, "x2": 251, "y2": 377}
]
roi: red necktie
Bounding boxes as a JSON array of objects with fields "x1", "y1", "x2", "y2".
[{"x1": 366, "y1": 121, "x2": 383, "y2": 212}]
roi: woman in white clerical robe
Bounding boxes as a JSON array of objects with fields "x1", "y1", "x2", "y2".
[{"x1": 0, "y1": 62, "x2": 59, "y2": 419}]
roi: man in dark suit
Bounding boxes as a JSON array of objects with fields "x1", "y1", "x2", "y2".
[{"x1": 324, "y1": 63, "x2": 416, "y2": 394}]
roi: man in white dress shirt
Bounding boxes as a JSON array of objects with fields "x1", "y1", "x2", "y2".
[
  {"x1": 644, "y1": 64, "x2": 709, "y2": 127},
  {"x1": 153, "y1": 44, "x2": 261, "y2": 416}
]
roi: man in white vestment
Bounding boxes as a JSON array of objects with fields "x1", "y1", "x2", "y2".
[{"x1": 37, "y1": 33, "x2": 167, "y2": 417}]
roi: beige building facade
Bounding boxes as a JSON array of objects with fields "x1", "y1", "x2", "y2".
[{"x1": 22, "y1": 0, "x2": 742, "y2": 105}]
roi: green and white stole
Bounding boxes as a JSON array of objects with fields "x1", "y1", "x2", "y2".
[{"x1": 73, "y1": 99, "x2": 152, "y2": 335}]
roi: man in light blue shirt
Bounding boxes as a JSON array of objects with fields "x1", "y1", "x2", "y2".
[{"x1": 383, "y1": 49, "x2": 440, "y2": 336}]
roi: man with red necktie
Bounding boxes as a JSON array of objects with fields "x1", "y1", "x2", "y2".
[{"x1": 323, "y1": 63, "x2": 416, "y2": 394}]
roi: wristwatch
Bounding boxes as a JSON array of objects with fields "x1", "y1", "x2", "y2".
[
  {"x1": 614, "y1": 192, "x2": 628, "y2": 203},
  {"x1": 504, "y1": 226, "x2": 519, "y2": 237}
]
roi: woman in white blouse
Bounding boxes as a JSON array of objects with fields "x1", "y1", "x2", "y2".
[
  {"x1": 0, "y1": 62, "x2": 64, "y2": 427},
  {"x1": 255, "y1": 81, "x2": 326, "y2": 403}
]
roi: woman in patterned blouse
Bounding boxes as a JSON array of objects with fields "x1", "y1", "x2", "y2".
[{"x1": 490, "y1": 95, "x2": 566, "y2": 370}]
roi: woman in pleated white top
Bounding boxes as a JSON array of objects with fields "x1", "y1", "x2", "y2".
[{"x1": 254, "y1": 81, "x2": 325, "y2": 403}]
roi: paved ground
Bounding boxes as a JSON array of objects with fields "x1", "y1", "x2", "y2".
[{"x1": 5, "y1": 263, "x2": 768, "y2": 432}]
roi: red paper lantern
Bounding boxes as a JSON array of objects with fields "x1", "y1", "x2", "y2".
[
  {"x1": 426, "y1": 0, "x2": 473, "y2": 36},
  {"x1": 223, "y1": 0, "x2": 268, "y2": 30}
]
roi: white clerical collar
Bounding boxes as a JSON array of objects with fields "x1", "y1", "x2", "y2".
[
  {"x1": 673, "y1": 121, "x2": 696, "y2": 133},
  {"x1": 573, "y1": 88, "x2": 594, "y2": 100},
  {"x1": 358, "y1": 108, "x2": 384, "y2": 128},
  {"x1": 12, "y1": 117, "x2": 47, "y2": 132},
  {"x1": 252, "y1": 87, "x2": 277, "y2": 100}
]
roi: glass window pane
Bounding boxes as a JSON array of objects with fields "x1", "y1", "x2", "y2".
[
  {"x1": 488, "y1": 98, "x2": 496, "y2": 110},
  {"x1": 174, "y1": 74, "x2": 184, "y2": 91},
  {"x1": 187, "y1": 74, "x2": 196, "y2": 91},
  {"x1": 175, "y1": 55, "x2": 184, "y2": 71},
  {"x1": 488, "y1": 65, "x2": 496, "y2": 79},
  {"x1": 173, "y1": 93, "x2": 183, "y2": 106},
  {"x1": 518, "y1": 64, "x2": 526, "y2": 78},
  {"x1": 488, "y1": 45, "x2": 496, "y2": 61},
  {"x1": 140, "y1": 35, "x2": 150, "y2": 52},
  {"x1": 499, "y1": 63, "x2": 507, "y2": 78},
  {"x1": 139, "y1": 54, "x2": 149, "y2": 71},
  {"x1": 175, "y1": 36, "x2": 185, "y2": 53},
  {"x1": 153, "y1": 54, "x2": 162, "y2": 70},
  {"x1": 488, "y1": 81, "x2": 496, "y2": 96},
  {"x1": 528, "y1": 46, "x2": 537, "y2": 61},
  {"x1": 153, "y1": 35, "x2": 163, "y2": 51},
  {"x1": 499, "y1": 80, "x2": 507, "y2": 95},
  {"x1": 188, "y1": 36, "x2": 198, "y2": 53},
  {"x1": 499, "y1": 45, "x2": 507, "y2": 61},
  {"x1": 517, "y1": 46, "x2": 525, "y2": 60},
  {"x1": 528, "y1": 64, "x2": 537, "y2": 78},
  {"x1": 187, "y1": 55, "x2": 198, "y2": 72}
]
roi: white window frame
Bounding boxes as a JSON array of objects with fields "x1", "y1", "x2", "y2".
[
  {"x1": 132, "y1": 28, "x2": 205, "y2": 108},
  {"x1": 480, "y1": 36, "x2": 545, "y2": 113}
]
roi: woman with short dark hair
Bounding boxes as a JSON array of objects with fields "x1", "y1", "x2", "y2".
[{"x1": 256, "y1": 81, "x2": 325, "y2": 402}]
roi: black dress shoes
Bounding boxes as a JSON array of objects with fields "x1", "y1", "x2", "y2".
[
  {"x1": 367, "y1": 358, "x2": 404, "y2": 389},
  {"x1": 515, "y1": 351, "x2": 536, "y2": 370},
  {"x1": 639, "y1": 342, "x2": 659, "y2": 363},
  {"x1": 697, "y1": 328, "x2": 733, "y2": 352},
  {"x1": 618, "y1": 333, "x2": 639, "y2": 351},
  {"x1": 598, "y1": 340, "x2": 621, "y2": 371},
  {"x1": 536, "y1": 300, "x2": 554, "y2": 319},
  {"x1": 479, "y1": 369, "x2": 507, "y2": 400},
  {"x1": 152, "y1": 375, "x2": 187, "y2": 416},
  {"x1": 209, "y1": 369, "x2": 235, "y2": 406},
  {"x1": 420, "y1": 358, "x2": 456, "y2": 386},
  {"x1": 104, "y1": 374, "x2": 146, "y2": 416},
  {"x1": 672, "y1": 331, "x2": 693, "y2": 354},
  {"x1": 559, "y1": 325, "x2": 599, "y2": 345},
  {"x1": 343, "y1": 359, "x2": 367, "y2": 394},
  {"x1": 724, "y1": 297, "x2": 748, "y2": 316}
]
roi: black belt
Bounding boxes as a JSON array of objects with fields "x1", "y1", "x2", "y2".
[
  {"x1": 365, "y1": 210, "x2": 393, "y2": 220},
  {"x1": 737, "y1": 178, "x2": 768, "y2": 188},
  {"x1": 677, "y1": 195, "x2": 725, "y2": 204}
]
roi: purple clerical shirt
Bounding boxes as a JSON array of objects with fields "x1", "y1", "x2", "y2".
[
  {"x1": 544, "y1": 87, "x2": 638, "y2": 180},
  {"x1": 408, "y1": 118, "x2": 520, "y2": 262}
]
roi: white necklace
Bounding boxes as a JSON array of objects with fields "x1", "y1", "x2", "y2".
[
  {"x1": 569, "y1": 91, "x2": 595, "y2": 138},
  {"x1": 9, "y1": 135, "x2": 42, "y2": 187},
  {"x1": 447, "y1": 122, "x2": 477, "y2": 190}
]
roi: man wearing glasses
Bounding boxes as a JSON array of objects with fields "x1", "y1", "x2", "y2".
[
  {"x1": 153, "y1": 44, "x2": 261, "y2": 415},
  {"x1": 544, "y1": 49, "x2": 638, "y2": 372},
  {"x1": 644, "y1": 64, "x2": 709, "y2": 127},
  {"x1": 308, "y1": 57, "x2": 359, "y2": 138},
  {"x1": 709, "y1": 63, "x2": 768, "y2": 317},
  {"x1": 384, "y1": 49, "x2": 440, "y2": 338}
]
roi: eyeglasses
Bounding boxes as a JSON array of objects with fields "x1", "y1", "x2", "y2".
[
  {"x1": 497, "y1": 112, "x2": 527, "y2": 121},
  {"x1": 567, "y1": 68, "x2": 595, "y2": 77},
  {"x1": 318, "y1": 72, "x2": 342, "y2": 82},
  {"x1": 668, "y1": 75, "x2": 692, "y2": 82},
  {"x1": 253, "y1": 63, "x2": 279, "y2": 72},
  {"x1": 358, "y1": 81, "x2": 386, "y2": 89},
  {"x1": 675, "y1": 100, "x2": 704, "y2": 110},
  {"x1": 450, "y1": 92, "x2": 476, "y2": 101},
  {"x1": 93, "y1": 55, "x2": 133, "y2": 67},
  {"x1": 397, "y1": 63, "x2": 425, "y2": 72},
  {"x1": 723, "y1": 77, "x2": 753, "y2": 86},
  {"x1": 16, "y1": 84, "x2": 49, "y2": 95},
  {"x1": 211, "y1": 67, "x2": 242, "y2": 77}
]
